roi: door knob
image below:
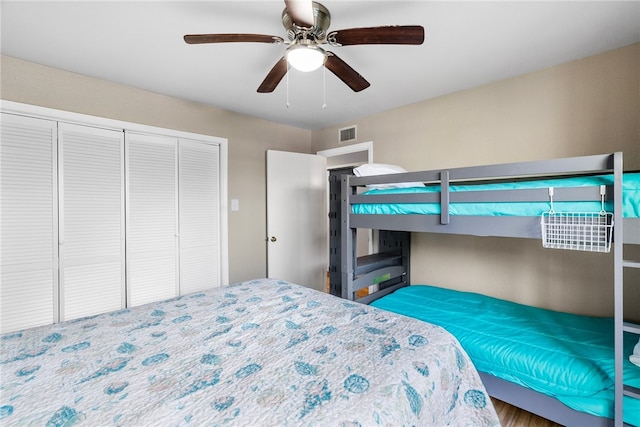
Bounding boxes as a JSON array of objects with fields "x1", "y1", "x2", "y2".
[{"x1": 270, "y1": 236, "x2": 277, "y2": 242}]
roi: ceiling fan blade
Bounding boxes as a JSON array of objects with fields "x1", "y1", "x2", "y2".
[
  {"x1": 257, "y1": 57, "x2": 289, "y2": 93},
  {"x1": 284, "y1": 0, "x2": 315, "y2": 27},
  {"x1": 184, "y1": 34, "x2": 284, "y2": 44},
  {"x1": 324, "y1": 52, "x2": 370, "y2": 92},
  {"x1": 328, "y1": 25, "x2": 424, "y2": 46}
]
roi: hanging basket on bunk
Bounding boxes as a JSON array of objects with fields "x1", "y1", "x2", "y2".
[
  {"x1": 541, "y1": 211, "x2": 614, "y2": 253},
  {"x1": 540, "y1": 185, "x2": 613, "y2": 253}
]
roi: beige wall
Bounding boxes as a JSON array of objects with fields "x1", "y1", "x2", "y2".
[
  {"x1": 312, "y1": 43, "x2": 640, "y2": 318},
  {"x1": 0, "y1": 55, "x2": 312, "y2": 284}
]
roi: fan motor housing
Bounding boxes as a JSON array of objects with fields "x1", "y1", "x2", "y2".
[{"x1": 282, "y1": 1, "x2": 331, "y2": 42}]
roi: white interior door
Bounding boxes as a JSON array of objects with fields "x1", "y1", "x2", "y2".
[{"x1": 267, "y1": 150, "x2": 327, "y2": 292}]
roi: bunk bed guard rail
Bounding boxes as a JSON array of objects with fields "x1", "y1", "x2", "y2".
[{"x1": 342, "y1": 152, "x2": 622, "y2": 240}]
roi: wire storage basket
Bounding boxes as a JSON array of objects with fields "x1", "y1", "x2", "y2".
[
  {"x1": 540, "y1": 185, "x2": 614, "y2": 253},
  {"x1": 541, "y1": 211, "x2": 614, "y2": 252}
]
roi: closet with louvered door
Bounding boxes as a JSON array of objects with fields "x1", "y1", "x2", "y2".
[
  {"x1": 125, "y1": 133, "x2": 179, "y2": 306},
  {"x1": 0, "y1": 113, "x2": 58, "y2": 332},
  {"x1": 1, "y1": 103, "x2": 226, "y2": 334},
  {"x1": 179, "y1": 139, "x2": 220, "y2": 294},
  {"x1": 58, "y1": 123, "x2": 125, "y2": 321}
]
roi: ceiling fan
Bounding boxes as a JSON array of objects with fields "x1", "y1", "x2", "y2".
[{"x1": 184, "y1": 0, "x2": 424, "y2": 93}]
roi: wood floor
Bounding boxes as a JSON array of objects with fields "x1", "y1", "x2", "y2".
[{"x1": 491, "y1": 398, "x2": 563, "y2": 427}]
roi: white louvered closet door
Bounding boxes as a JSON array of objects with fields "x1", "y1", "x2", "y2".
[
  {"x1": 59, "y1": 123, "x2": 125, "y2": 321},
  {"x1": 126, "y1": 133, "x2": 178, "y2": 306},
  {"x1": 0, "y1": 113, "x2": 58, "y2": 333},
  {"x1": 179, "y1": 140, "x2": 220, "y2": 294}
]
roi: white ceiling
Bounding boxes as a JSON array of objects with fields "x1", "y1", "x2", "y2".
[{"x1": 2, "y1": 1, "x2": 639, "y2": 130}]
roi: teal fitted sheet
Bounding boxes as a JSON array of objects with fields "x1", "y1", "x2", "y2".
[
  {"x1": 354, "y1": 173, "x2": 640, "y2": 218},
  {"x1": 371, "y1": 285, "x2": 640, "y2": 426}
]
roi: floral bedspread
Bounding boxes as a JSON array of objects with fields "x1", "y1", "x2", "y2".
[{"x1": 1, "y1": 278, "x2": 499, "y2": 426}]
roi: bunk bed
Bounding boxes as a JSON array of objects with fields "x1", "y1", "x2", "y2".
[
  {"x1": 0, "y1": 278, "x2": 499, "y2": 426},
  {"x1": 340, "y1": 152, "x2": 640, "y2": 427}
]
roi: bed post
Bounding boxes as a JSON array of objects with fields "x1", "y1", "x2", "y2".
[
  {"x1": 341, "y1": 174, "x2": 356, "y2": 300},
  {"x1": 328, "y1": 167, "x2": 354, "y2": 297},
  {"x1": 613, "y1": 151, "x2": 624, "y2": 427}
]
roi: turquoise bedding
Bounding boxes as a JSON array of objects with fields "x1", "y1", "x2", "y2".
[
  {"x1": 371, "y1": 285, "x2": 640, "y2": 426},
  {"x1": 354, "y1": 173, "x2": 640, "y2": 218}
]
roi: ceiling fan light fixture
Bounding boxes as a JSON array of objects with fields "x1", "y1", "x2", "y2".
[{"x1": 286, "y1": 45, "x2": 325, "y2": 72}]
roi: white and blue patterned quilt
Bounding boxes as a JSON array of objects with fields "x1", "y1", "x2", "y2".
[{"x1": 1, "y1": 278, "x2": 499, "y2": 426}]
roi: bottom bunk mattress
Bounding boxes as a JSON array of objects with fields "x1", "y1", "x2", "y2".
[
  {"x1": 370, "y1": 284, "x2": 640, "y2": 426},
  {"x1": 0, "y1": 278, "x2": 499, "y2": 426}
]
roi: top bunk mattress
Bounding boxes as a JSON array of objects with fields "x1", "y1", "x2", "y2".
[
  {"x1": 370, "y1": 284, "x2": 640, "y2": 426},
  {"x1": 353, "y1": 173, "x2": 640, "y2": 218}
]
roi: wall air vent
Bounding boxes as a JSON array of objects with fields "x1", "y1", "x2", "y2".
[{"x1": 339, "y1": 126, "x2": 357, "y2": 144}]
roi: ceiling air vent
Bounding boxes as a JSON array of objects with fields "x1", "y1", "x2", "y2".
[{"x1": 339, "y1": 126, "x2": 357, "y2": 144}]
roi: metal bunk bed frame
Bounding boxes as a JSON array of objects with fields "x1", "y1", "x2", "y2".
[{"x1": 340, "y1": 152, "x2": 640, "y2": 427}]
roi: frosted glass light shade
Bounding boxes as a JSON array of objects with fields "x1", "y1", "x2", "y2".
[{"x1": 286, "y1": 46, "x2": 325, "y2": 72}]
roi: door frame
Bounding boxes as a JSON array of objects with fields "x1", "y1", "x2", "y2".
[{"x1": 317, "y1": 141, "x2": 373, "y2": 169}]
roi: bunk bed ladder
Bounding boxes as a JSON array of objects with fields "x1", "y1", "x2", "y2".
[{"x1": 613, "y1": 151, "x2": 640, "y2": 427}]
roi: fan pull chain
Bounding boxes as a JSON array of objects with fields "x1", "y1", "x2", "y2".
[
  {"x1": 322, "y1": 65, "x2": 327, "y2": 109},
  {"x1": 286, "y1": 67, "x2": 290, "y2": 108}
]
